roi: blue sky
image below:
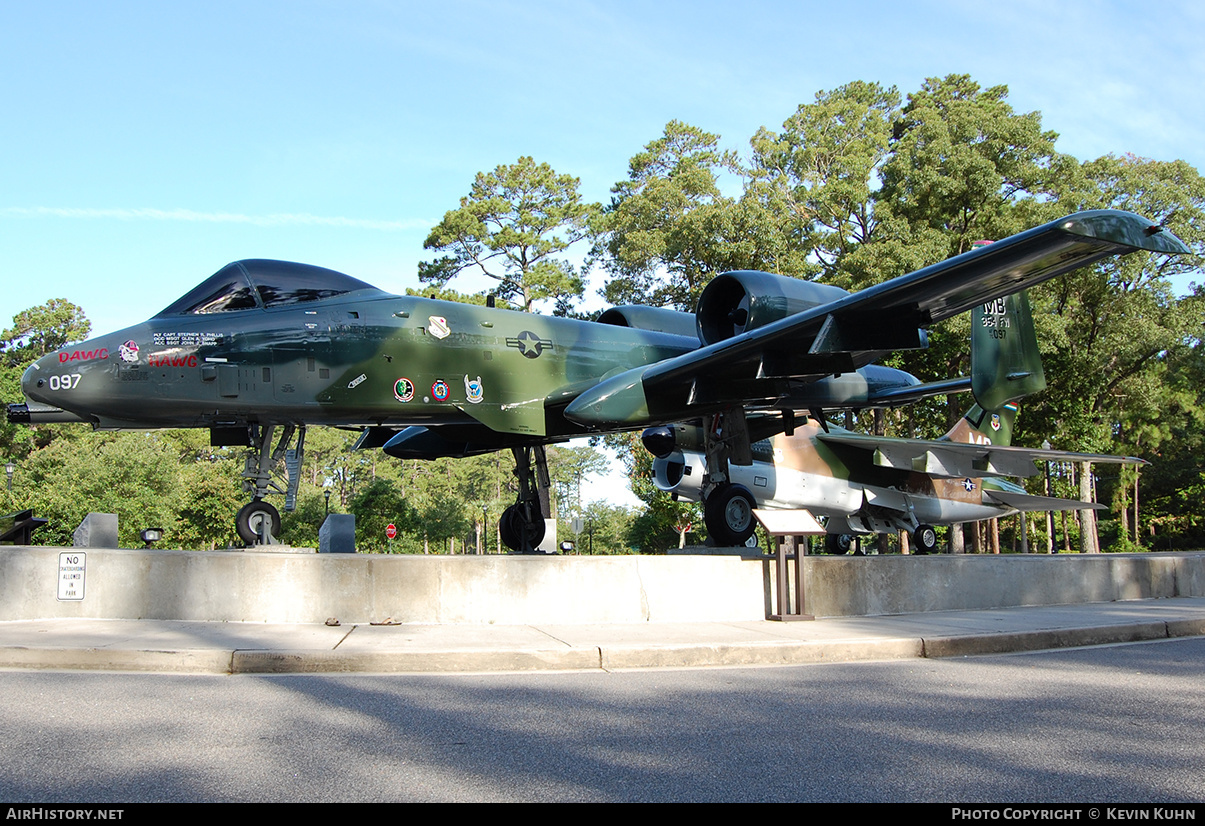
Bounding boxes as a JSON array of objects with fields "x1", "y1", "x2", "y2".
[{"x1": 2, "y1": 0, "x2": 1202, "y2": 506}]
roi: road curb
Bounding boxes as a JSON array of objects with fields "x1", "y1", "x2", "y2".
[
  {"x1": 0, "y1": 646, "x2": 234, "y2": 673},
  {"x1": 230, "y1": 647, "x2": 604, "y2": 674},
  {"x1": 3, "y1": 616, "x2": 1204, "y2": 674},
  {"x1": 920, "y1": 621, "x2": 1171, "y2": 658}
]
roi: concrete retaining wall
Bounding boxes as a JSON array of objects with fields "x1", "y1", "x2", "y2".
[
  {"x1": 800, "y1": 553, "x2": 1205, "y2": 618},
  {"x1": 2, "y1": 546, "x2": 1203, "y2": 624}
]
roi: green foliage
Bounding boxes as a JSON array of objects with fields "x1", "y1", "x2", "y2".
[
  {"x1": 2, "y1": 299, "x2": 91, "y2": 362},
  {"x1": 546, "y1": 444, "x2": 609, "y2": 519},
  {"x1": 421, "y1": 156, "x2": 600, "y2": 314},
  {"x1": 560, "y1": 500, "x2": 638, "y2": 554},
  {"x1": 175, "y1": 457, "x2": 243, "y2": 549},
  {"x1": 603, "y1": 431, "x2": 704, "y2": 552},
  {"x1": 594, "y1": 120, "x2": 774, "y2": 310},
  {"x1": 748, "y1": 80, "x2": 900, "y2": 280},
  {"x1": 402, "y1": 284, "x2": 518, "y2": 310},
  {"x1": 17, "y1": 432, "x2": 182, "y2": 547},
  {"x1": 1, "y1": 299, "x2": 92, "y2": 462},
  {"x1": 350, "y1": 478, "x2": 420, "y2": 553}
]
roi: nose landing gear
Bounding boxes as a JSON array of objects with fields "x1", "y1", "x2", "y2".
[{"x1": 235, "y1": 423, "x2": 304, "y2": 546}]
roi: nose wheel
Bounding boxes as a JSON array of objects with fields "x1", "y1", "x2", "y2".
[{"x1": 236, "y1": 500, "x2": 282, "y2": 545}]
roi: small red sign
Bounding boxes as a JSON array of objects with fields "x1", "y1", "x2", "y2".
[{"x1": 386, "y1": 523, "x2": 397, "y2": 539}]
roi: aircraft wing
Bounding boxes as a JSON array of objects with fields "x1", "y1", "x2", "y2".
[
  {"x1": 816, "y1": 431, "x2": 1145, "y2": 480},
  {"x1": 564, "y1": 210, "x2": 1188, "y2": 428}
]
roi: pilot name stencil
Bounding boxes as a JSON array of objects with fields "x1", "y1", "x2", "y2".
[{"x1": 152, "y1": 331, "x2": 223, "y2": 347}]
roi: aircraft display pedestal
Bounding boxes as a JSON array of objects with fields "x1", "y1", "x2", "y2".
[{"x1": 1, "y1": 546, "x2": 1203, "y2": 625}]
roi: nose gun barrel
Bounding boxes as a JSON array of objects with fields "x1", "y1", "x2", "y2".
[{"x1": 6, "y1": 401, "x2": 88, "y2": 424}]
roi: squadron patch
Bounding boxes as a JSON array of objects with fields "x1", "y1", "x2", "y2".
[
  {"x1": 118, "y1": 341, "x2": 140, "y2": 364},
  {"x1": 464, "y1": 375, "x2": 483, "y2": 404},
  {"x1": 428, "y1": 316, "x2": 450, "y2": 340},
  {"x1": 506, "y1": 330, "x2": 552, "y2": 359},
  {"x1": 991, "y1": 413, "x2": 1001, "y2": 431},
  {"x1": 431, "y1": 379, "x2": 450, "y2": 401},
  {"x1": 393, "y1": 377, "x2": 415, "y2": 402}
]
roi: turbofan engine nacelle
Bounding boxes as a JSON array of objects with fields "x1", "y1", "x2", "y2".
[
  {"x1": 696, "y1": 270, "x2": 850, "y2": 346},
  {"x1": 651, "y1": 451, "x2": 707, "y2": 501},
  {"x1": 595, "y1": 305, "x2": 699, "y2": 340}
]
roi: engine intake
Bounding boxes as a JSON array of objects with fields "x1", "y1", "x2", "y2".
[
  {"x1": 696, "y1": 271, "x2": 848, "y2": 346},
  {"x1": 652, "y1": 451, "x2": 707, "y2": 501}
]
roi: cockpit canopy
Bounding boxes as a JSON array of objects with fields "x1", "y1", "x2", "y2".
[{"x1": 156, "y1": 260, "x2": 382, "y2": 316}]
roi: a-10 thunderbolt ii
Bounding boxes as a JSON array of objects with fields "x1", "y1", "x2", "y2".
[
  {"x1": 641, "y1": 289, "x2": 1144, "y2": 552},
  {"x1": 6, "y1": 210, "x2": 1188, "y2": 548}
]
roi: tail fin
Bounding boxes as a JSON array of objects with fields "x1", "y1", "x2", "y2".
[
  {"x1": 946, "y1": 400, "x2": 1021, "y2": 446},
  {"x1": 943, "y1": 290, "x2": 1044, "y2": 447},
  {"x1": 971, "y1": 290, "x2": 1045, "y2": 410}
]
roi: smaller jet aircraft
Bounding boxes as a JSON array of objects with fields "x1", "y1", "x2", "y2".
[{"x1": 642, "y1": 290, "x2": 1143, "y2": 552}]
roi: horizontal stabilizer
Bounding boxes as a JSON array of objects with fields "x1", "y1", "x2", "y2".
[
  {"x1": 868, "y1": 376, "x2": 971, "y2": 406},
  {"x1": 985, "y1": 489, "x2": 1106, "y2": 512},
  {"x1": 821, "y1": 431, "x2": 1144, "y2": 480}
]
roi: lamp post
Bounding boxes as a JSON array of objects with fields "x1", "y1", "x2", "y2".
[{"x1": 5, "y1": 462, "x2": 13, "y2": 493}]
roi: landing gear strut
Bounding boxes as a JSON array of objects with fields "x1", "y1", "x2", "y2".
[
  {"x1": 237, "y1": 423, "x2": 305, "y2": 545},
  {"x1": 500, "y1": 445, "x2": 550, "y2": 553}
]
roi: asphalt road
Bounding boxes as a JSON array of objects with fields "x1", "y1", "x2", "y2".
[{"x1": 2, "y1": 637, "x2": 1203, "y2": 803}]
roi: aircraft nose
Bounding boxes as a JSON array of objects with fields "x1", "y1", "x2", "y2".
[{"x1": 20, "y1": 359, "x2": 49, "y2": 403}]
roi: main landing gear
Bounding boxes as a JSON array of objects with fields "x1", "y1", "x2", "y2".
[
  {"x1": 499, "y1": 445, "x2": 550, "y2": 553},
  {"x1": 697, "y1": 407, "x2": 762, "y2": 547},
  {"x1": 234, "y1": 423, "x2": 305, "y2": 546},
  {"x1": 912, "y1": 523, "x2": 938, "y2": 554},
  {"x1": 704, "y1": 482, "x2": 757, "y2": 546},
  {"x1": 824, "y1": 533, "x2": 854, "y2": 555},
  {"x1": 822, "y1": 525, "x2": 938, "y2": 555}
]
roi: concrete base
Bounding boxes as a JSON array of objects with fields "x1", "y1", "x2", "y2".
[
  {"x1": 318, "y1": 514, "x2": 355, "y2": 553},
  {"x1": 72, "y1": 513, "x2": 118, "y2": 549},
  {"x1": 1, "y1": 546, "x2": 1203, "y2": 625}
]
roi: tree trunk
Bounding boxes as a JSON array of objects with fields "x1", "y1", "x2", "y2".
[{"x1": 1079, "y1": 461, "x2": 1099, "y2": 554}]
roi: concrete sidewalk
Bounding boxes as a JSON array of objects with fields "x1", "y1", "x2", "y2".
[{"x1": 2, "y1": 597, "x2": 1205, "y2": 675}]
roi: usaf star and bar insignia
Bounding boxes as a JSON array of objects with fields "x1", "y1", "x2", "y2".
[{"x1": 506, "y1": 330, "x2": 553, "y2": 359}]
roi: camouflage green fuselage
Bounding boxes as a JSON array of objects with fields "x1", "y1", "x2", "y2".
[{"x1": 21, "y1": 290, "x2": 697, "y2": 441}]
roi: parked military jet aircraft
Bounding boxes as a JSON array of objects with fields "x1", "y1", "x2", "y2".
[
  {"x1": 6, "y1": 210, "x2": 1187, "y2": 548},
  {"x1": 642, "y1": 290, "x2": 1143, "y2": 551}
]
